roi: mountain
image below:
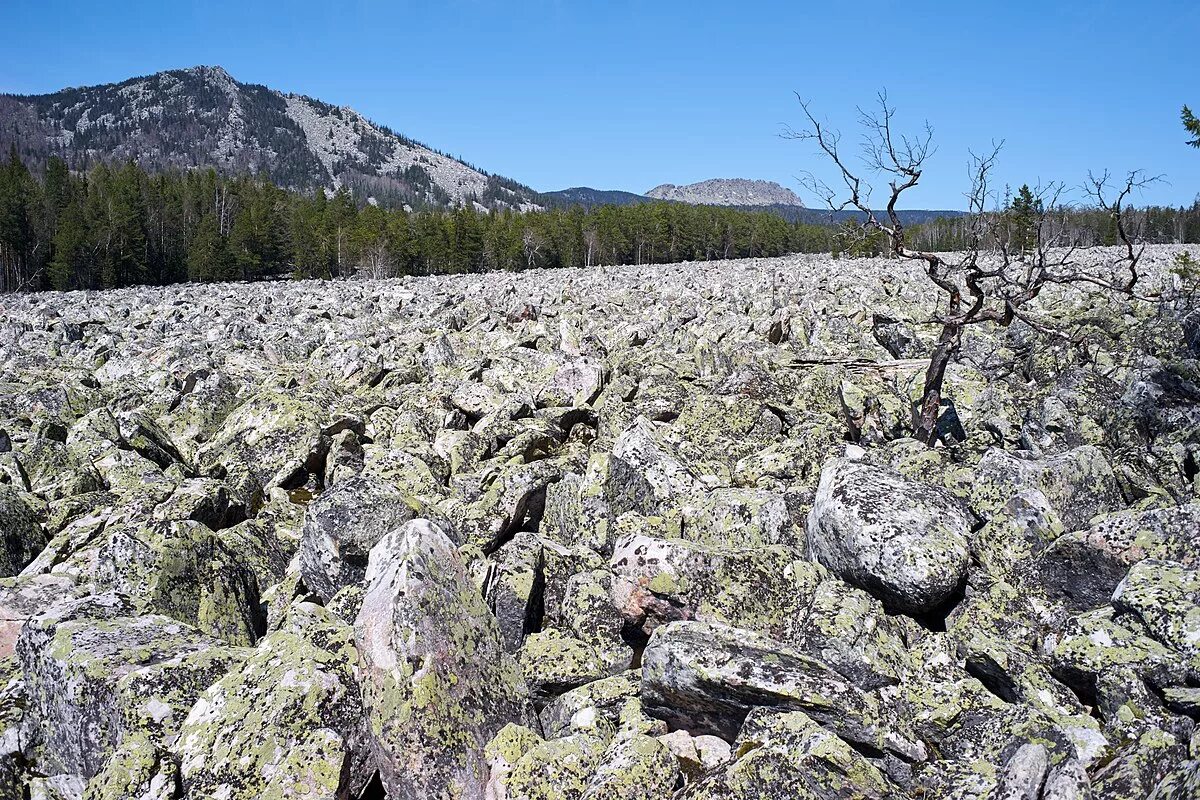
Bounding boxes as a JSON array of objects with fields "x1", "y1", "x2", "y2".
[
  {"x1": 0, "y1": 65, "x2": 541, "y2": 210},
  {"x1": 539, "y1": 187, "x2": 656, "y2": 208},
  {"x1": 645, "y1": 178, "x2": 803, "y2": 207}
]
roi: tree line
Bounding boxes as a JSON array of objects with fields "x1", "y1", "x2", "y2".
[
  {"x1": 3, "y1": 148, "x2": 1198, "y2": 293},
  {"x1": 0, "y1": 149, "x2": 834, "y2": 292}
]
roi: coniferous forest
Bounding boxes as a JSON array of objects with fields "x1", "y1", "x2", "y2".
[
  {"x1": 0, "y1": 150, "x2": 834, "y2": 292},
  {"x1": 3, "y1": 147, "x2": 1200, "y2": 293}
]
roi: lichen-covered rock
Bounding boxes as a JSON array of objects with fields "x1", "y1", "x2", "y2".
[
  {"x1": 93, "y1": 519, "x2": 263, "y2": 645},
  {"x1": 807, "y1": 457, "x2": 972, "y2": 614},
  {"x1": 971, "y1": 446, "x2": 1121, "y2": 532},
  {"x1": 355, "y1": 518, "x2": 537, "y2": 799},
  {"x1": 13, "y1": 439, "x2": 104, "y2": 502},
  {"x1": 176, "y1": 601, "x2": 373, "y2": 799},
  {"x1": 640, "y1": 620, "x2": 920, "y2": 760},
  {"x1": 501, "y1": 733, "x2": 607, "y2": 800},
  {"x1": 609, "y1": 533, "x2": 910, "y2": 688},
  {"x1": 677, "y1": 487, "x2": 797, "y2": 548},
  {"x1": 608, "y1": 417, "x2": 702, "y2": 517},
  {"x1": 1112, "y1": 559, "x2": 1200, "y2": 659},
  {"x1": 682, "y1": 707, "x2": 894, "y2": 799},
  {"x1": 27, "y1": 775, "x2": 86, "y2": 800},
  {"x1": 480, "y1": 531, "x2": 545, "y2": 653},
  {"x1": 0, "y1": 486, "x2": 46, "y2": 577},
  {"x1": 194, "y1": 390, "x2": 329, "y2": 498},
  {"x1": 559, "y1": 569, "x2": 630, "y2": 673},
  {"x1": 517, "y1": 628, "x2": 611, "y2": 704},
  {"x1": 1039, "y1": 503, "x2": 1200, "y2": 610},
  {"x1": 298, "y1": 474, "x2": 416, "y2": 604},
  {"x1": 81, "y1": 734, "x2": 176, "y2": 800},
  {"x1": 150, "y1": 477, "x2": 243, "y2": 530},
  {"x1": 580, "y1": 733, "x2": 680, "y2": 800},
  {"x1": 656, "y1": 729, "x2": 731, "y2": 781},
  {"x1": 539, "y1": 671, "x2": 643, "y2": 740},
  {"x1": 485, "y1": 723, "x2": 544, "y2": 800},
  {"x1": 16, "y1": 594, "x2": 229, "y2": 778}
]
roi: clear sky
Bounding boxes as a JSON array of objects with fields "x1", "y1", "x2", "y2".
[{"x1": 3, "y1": 0, "x2": 1199, "y2": 209}]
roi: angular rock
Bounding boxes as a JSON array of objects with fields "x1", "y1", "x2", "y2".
[
  {"x1": 355, "y1": 518, "x2": 536, "y2": 799},
  {"x1": 16, "y1": 594, "x2": 231, "y2": 778},
  {"x1": 682, "y1": 707, "x2": 894, "y2": 799},
  {"x1": 971, "y1": 446, "x2": 1121, "y2": 532},
  {"x1": 298, "y1": 474, "x2": 416, "y2": 604},
  {"x1": 94, "y1": 519, "x2": 263, "y2": 645},
  {"x1": 1112, "y1": 559, "x2": 1200, "y2": 658},
  {"x1": 640, "y1": 620, "x2": 920, "y2": 760},
  {"x1": 176, "y1": 602, "x2": 372, "y2": 800}
]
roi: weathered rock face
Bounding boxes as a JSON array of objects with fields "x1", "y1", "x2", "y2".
[
  {"x1": 298, "y1": 474, "x2": 416, "y2": 604},
  {"x1": 1, "y1": 247, "x2": 1198, "y2": 797},
  {"x1": 16, "y1": 593, "x2": 239, "y2": 779},
  {"x1": 176, "y1": 602, "x2": 371, "y2": 800},
  {"x1": 807, "y1": 458, "x2": 973, "y2": 613},
  {"x1": 640, "y1": 620, "x2": 921, "y2": 763},
  {"x1": 354, "y1": 518, "x2": 537, "y2": 799}
]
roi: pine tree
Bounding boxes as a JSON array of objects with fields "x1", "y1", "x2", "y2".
[
  {"x1": 187, "y1": 214, "x2": 230, "y2": 282},
  {"x1": 1184, "y1": 106, "x2": 1200, "y2": 148}
]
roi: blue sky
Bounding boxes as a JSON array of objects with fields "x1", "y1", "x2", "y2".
[{"x1": 4, "y1": 0, "x2": 1199, "y2": 209}]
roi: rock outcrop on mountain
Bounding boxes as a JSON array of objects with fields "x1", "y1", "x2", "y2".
[
  {"x1": 645, "y1": 178, "x2": 803, "y2": 206},
  {"x1": 0, "y1": 66, "x2": 541, "y2": 210},
  {"x1": 0, "y1": 245, "x2": 1198, "y2": 798}
]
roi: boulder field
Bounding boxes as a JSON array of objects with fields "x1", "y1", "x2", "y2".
[{"x1": 1, "y1": 248, "x2": 1198, "y2": 799}]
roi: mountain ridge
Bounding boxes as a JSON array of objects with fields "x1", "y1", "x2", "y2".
[{"x1": 0, "y1": 65, "x2": 542, "y2": 211}]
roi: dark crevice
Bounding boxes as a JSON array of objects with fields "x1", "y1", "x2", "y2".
[
  {"x1": 523, "y1": 553, "x2": 546, "y2": 639},
  {"x1": 1184, "y1": 449, "x2": 1198, "y2": 483},
  {"x1": 356, "y1": 771, "x2": 387, "y2": 799},
  {"x1": 845, "y1": 738, "x2": 888, "y2": 761},
  {"x1": 1052, "y1": 667, "x2": 1102, "y2": 719},
  {"x1": 483, "y1": 481, "x2": 554, "y2": 556},
  {"x1": 965, "y1": 654, "x2": 1022, "y2": 704},
  {"x1": 903, "y1": 575, "x2": 967, "y2": 633}
]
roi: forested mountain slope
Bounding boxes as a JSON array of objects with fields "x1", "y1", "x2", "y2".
[{"x1": 0, "y1": 66, "x2": 541, "y2": 210}]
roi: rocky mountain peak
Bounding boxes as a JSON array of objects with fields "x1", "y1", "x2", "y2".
[{"x1": 645, "y1": 178, "x2": 804, "y2": 206}]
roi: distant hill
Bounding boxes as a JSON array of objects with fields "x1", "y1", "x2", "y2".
[
  {"x1": 539, "y1": 187, "x2": 657, "y2": 208},
  {"x1": 646, "y1": 178, "x2": 803, "y2": 206},
  {"x1": 0, "y1": 65, "x2": 541, "y2": 211}
]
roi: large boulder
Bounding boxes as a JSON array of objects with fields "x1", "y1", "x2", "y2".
[
  {"x1": 176, "y1": 602, "x2": 373, "y2": 800},
  {"x1": 298, "y1": 475, "x2": 416, "y2": 604},
  {"x1": 16, "y1": 593, "x2": 240, "y2": 778},
  {"x1": 682, "y1": 707, "x2": 894, "y2": 799},
  {"x1": 971, "y1": 446, "x2": 1121, "y2": 532},
  {"x1": 609, "y1": 533, "x2": 911, "y2": 689},
  {"x1": 194, "y1": 390, "x2": 329, "y2": 497},
  {"x1": 1038, "y1": 503, "x2": 1200, "y2": 610},
  {"x1": 806, "y1": 458, "x2": 972, "y2": 614},
  {"x1": 93, "y1": 519, "x2": 263, "y2": 646},
  {"x1": 1112, "y1": 559, "x2": 1200, "y2": 659},
  {"x1": 354, "y1": 519, "x2": 537, "y2": 799},
  {"x1": 640, "y1": 620, "x2": 921, "y2": 761}
]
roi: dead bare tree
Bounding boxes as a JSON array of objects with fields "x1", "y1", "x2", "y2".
[{"x1": 785, "y1": 92, "x2": 1158, "y2": 445}]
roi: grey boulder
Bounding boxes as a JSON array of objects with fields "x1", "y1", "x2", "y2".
[{"x1": 807, "y1": 458, "x2": 972, "y2": 614}]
